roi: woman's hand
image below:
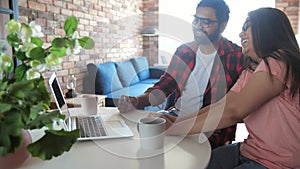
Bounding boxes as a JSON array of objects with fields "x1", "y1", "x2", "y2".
[
  {"x1": 160, "y1": 114, "x2": 177, "y2": 130},
  {"x1": 148, "y1": 113, "x2": 177, "y2": 131}
]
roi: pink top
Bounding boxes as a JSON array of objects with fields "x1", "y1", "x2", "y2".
[{"x1": 231, "y1": 58, "x2": 300, "y2": 169}]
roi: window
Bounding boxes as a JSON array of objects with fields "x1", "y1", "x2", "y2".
[
  {"x1": 0, "y1": 0, "x2": 19, "y2": 56},
  {"x1": 158, "y1": 0, "x2": 275, "y2": 65}
]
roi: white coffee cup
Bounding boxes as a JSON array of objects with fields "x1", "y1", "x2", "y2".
[
  {"x1": 81, "y1": 95, "x2": 98, "y2": 115},
  {"x1": 137, "y1": 117, "x2": 166, "y2": 150}
]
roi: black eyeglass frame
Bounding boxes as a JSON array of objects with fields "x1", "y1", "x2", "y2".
[
  {"x1": 242, "y1": 20, "x2": 251, "y2": 32},
  {"x1": 192, "y1": 15, "x2": 218, "y2": 28}
]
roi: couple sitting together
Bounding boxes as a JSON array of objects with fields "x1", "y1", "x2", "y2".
[{"x1": 118, "y1": 0, "x2": 300, "y2": 168}]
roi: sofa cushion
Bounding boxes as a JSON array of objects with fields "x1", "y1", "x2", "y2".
[
  {"x1": 140, "y1": 78, "x2": 160, "y2": 84},
  {"x1": 106, "y1": 83, "x2": 152, "y2": 99},
  {"x1": 117, "y1": 61, "x2": 140, "y2": 87},
  {"x1": 95, "y1": 62, "x2": 123, "y2": 94},
  {"x1": 130, "y1": 57, "x2": 150, "y2": 81}
]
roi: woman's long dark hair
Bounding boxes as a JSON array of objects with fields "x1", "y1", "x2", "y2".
[{"x1": 249, "y1": 7, "x2": 300, "y2": 100}]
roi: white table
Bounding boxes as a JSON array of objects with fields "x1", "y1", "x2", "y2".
[
  {"x1": 20, "y1": 107, "x2": 211, "y2": 169},
  {"x1": 65, "y1": 94, "x2": 107, "y2": 107}
]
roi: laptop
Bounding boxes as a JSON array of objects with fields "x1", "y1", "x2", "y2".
[{"x1": 48, "y1": 72, "x2": 134, "y2": 140}]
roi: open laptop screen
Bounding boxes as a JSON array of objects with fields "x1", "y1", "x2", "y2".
[
  {"x1": 49, "y1": 73, "x2": 71, "y2": 117},
  {"x1": 50, "y1": 75, "x2": 66, "y2": 109},
  {"x1": 49, "y1": 72, "x2": 72, "y2": 130}
]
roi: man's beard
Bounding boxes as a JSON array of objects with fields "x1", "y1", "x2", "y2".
[{"x1": 193, "y1": 27, "x2": 221, "y2": 45}]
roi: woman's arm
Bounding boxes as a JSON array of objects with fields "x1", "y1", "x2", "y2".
[{"x1": 165, "y1": 71, "x2": 285, "y2": 135}]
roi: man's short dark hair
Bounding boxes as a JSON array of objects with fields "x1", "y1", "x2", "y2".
[{"x1": 197, "y1": 0, "x2": 230, "y2": 23}]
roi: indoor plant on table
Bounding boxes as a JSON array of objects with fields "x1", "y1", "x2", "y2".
[{"x1": 0, "y1": 16, "x2": 94, "y2": 166}]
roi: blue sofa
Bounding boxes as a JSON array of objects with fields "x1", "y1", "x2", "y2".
[{"x1": 84, "y1": 57, "x2": 174, "y2": 111}]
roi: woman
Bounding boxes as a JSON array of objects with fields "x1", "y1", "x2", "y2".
[{"x1": 161, "y1": 7, "x2": 300, "y2": 169}]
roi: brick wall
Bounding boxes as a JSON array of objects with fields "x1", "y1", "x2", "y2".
[
  {"x1": 276, "y1": 0, "x2": 299, "y2": 34},
  {"x1": 17, "y1": 0, "x2": 299, "y2": 94},
  {"x1": 18, "y1": 0, "x2": 145, "y2": 93},
  {"x1": 141, "y1": 0, "x2": 159, "y2": 65}
]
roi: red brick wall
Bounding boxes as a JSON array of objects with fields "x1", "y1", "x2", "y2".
[
  {"x1": 276, "y1": 0, "x2": 299, "y2": 34},
  {"x1": 18, "y1": 0, "x2": 145, "y2": 93},
  {"x1": 141, "y1": 0, "x2": 159, "y2": 65}
]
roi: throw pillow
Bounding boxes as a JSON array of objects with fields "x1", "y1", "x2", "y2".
[
  {"x1": 130, "y1": 57, "x2": 150, "y2": 81},
  {"x1": 117, "y1": 61, "x2": 140, "y2": 87}
]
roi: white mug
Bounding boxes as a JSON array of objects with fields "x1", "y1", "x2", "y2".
[
  {"x1": 137, "y1": 117, "x2": 166, "y2": 150},
  {"x1": 81, "y1": 95, "x2": 98, "y2": 115}
]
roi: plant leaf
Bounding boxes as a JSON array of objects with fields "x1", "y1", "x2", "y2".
[
  {"x1": 52, "y1": 38, "x2": 67, "y2": 48},
  {"x1": 15, "y1": 50, "x2": 27, "y2": 61},
  {"x1": 31, "y1": 37, "x2": 44, "y2": 47},
  {"x1": 27, "y1": 110, "x2": 64, "y2": 130},
  {"x1": 0, "y1": 80, "x2": 8, "y2": 91},
  {"x1": 10, "y1": 78, "x2": 35, "y2": 92},
  {"x1": 24, "y1": 77, "x2": 51, "y2": 105},
  {"x1": 0, "y1": 103, "x2": 12, "y2": 113},
  {"x1": 27, "y1": 129, "x2": 79, "y2": 160},
  {"x1": 51, "y1": 47, "x2": 67, "y2": 57},
  {"x1": 15, "y1": 64, "x2": 30, "y2": 81},
  {"x1": 6, "y1": 33, "x2": 19, "y2": 48},
  {"x1": 29, "y1": 47, "x2": 46, "y2": 60},
  {"x1": 78, "y1": 37, "x2": 95, "y2": 49},
  {"x1": 64, "y1": 16, "x2": 78, "y2": 36},
  {"x1": 0, "y1": 112, "x2": 23, "y2": 156},
  {"x1": 29, "y1": 102, "x2": 45, "y2": 120},
  {"x1": 68, "y1": 39, "x2": 76, "y2": 49}
]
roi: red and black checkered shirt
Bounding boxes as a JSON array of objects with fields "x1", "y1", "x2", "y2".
[{"x1": 146, "y1": 38, "x2": 244, "y2": 149}]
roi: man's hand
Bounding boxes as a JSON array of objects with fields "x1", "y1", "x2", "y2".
[{"x1": 118, "y1": 95, "x2": 138, "y2": 113}]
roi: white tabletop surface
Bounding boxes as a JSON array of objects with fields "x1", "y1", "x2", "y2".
[{"x1": 20, "y1": 107, "x2": 211, "y2": 169}]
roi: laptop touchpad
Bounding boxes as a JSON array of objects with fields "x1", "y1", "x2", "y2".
[{"x1": 107, "y1": 120, "x2": 125, "y2": 128}]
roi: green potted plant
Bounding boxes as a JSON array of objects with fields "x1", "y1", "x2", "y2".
[{"x1": 0, "y1": 16, "x2": 94, "y2": 164}]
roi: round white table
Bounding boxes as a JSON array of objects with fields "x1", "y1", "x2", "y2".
[{"x1": 20, "y1": 107, "x2": 211, "y2": 169}]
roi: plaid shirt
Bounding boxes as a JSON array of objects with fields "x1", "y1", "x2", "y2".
[{"x1": 146, "y1": 38, "x2": 244, "y2": 149}]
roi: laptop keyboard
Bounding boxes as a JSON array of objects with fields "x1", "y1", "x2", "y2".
[{"x1": 76, "y1": 116, "x2": 107, "y2": 138}]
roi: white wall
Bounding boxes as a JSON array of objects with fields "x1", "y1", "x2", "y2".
[
  {"x1": 296, "y1": 0, "x2": 300, "y2": 44},
  {"x1": 223, "y1": 0, "x2": 275, "y2": 45},
  {"x1": 158, "y1": 0, "x2": 199, "y2": 64}
]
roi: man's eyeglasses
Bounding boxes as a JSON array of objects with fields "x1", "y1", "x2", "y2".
[{"x1": 192, "y1": 15, "x2": 218, "y2": 28}]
